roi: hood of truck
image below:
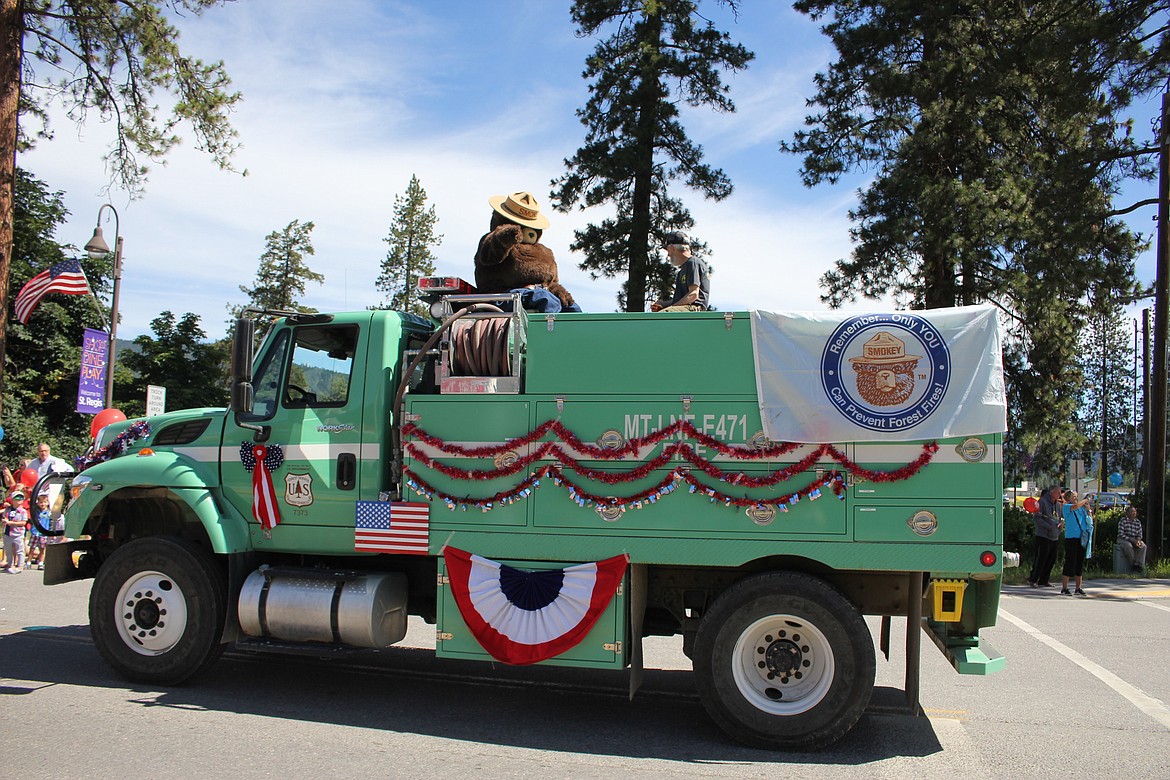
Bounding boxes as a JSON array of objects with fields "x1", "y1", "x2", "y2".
[
  {"x1": 79, "y1": 408, "x2": 229, "y2": 489},
  {"x1": 92, "y1": 408, "x2": 227, "y2": 457}
]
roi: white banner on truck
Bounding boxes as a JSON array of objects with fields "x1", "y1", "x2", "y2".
[{"x1": 750, "y1": 305, "x2": 1006, "y2": 443}]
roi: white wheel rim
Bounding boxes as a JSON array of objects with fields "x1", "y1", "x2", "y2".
[
  {"x1": 731, "y1": 614, "x2": 835, "y2": 715},
  {"x1": 114, "y1": 570, "x2": 189, "y2": 656}
]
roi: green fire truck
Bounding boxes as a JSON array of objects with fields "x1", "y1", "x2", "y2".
[{"x1": 42, "y1": 281, "x2": 1009, "y2": 750}]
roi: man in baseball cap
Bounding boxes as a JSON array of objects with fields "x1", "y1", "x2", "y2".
[{"x1": 651, "y1": 231, "x2": 710, "y2": 312}]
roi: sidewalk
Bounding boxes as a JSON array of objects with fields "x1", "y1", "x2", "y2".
[{"x1": 1005, "y1": 577, "x2": 1170, "y2": 599}]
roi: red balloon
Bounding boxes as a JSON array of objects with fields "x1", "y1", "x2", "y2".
[
  {"x1": 1023, "y1": 497, "x2": 1039, "y2": 513},
  {"x1": 18, "y1": 467, "x2": 37, "y2": 487},
  {"x1": 90, "y1": 408, "x2": 127, "y2": 439}
]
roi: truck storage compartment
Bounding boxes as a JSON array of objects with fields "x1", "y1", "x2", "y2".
[
  {"x1": 848, "y1": 437, "x2": 1000, "y2": 501},
  {"x1": 524, "y1": 311, "x2": 758, "y2": 396},
  {"x1": 852, "y1": 505, "x2": 1000, "y2": 543},
  {"x1": 402, "y1": 397, "x2": 533, "y2": 527},
  {"x1": 436, "y1": 556, "x2": 627, "y2": 669}
]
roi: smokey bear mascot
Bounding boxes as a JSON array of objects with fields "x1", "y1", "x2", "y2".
[{"x1": 474, "y1": 191, "x2": 580, "y2": 313}]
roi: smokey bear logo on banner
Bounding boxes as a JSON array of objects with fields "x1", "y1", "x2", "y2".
[{"x1": 822, "y1": 313, "x2": 949, "y2": 432}]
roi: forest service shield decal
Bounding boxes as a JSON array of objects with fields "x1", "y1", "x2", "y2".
[{"x1": 284, "y1": 472, "x2": 314, "y2": 507}]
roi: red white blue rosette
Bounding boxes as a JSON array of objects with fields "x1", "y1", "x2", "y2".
[{"x1": 442, "y1": 547, "x2": 628, "y2": 665}]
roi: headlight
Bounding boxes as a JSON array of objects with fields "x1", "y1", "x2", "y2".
[{"x1": 70, "y1": 474, "x2": 92, "y2": 502}]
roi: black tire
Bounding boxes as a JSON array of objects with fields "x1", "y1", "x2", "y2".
[
  {"x1": 693, "y1": 571, "x2": 875, "y2": 751},
  {"x1": 89, "y1": 537, "x2": 227, "y2": 685}
]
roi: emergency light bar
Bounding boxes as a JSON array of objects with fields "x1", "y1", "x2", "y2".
[{"x1": 418, "y1": 276, "x2": 475, "y2": 295}]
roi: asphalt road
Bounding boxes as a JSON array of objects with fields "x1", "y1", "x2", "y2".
[{"x1": 2, "y1": 571, "x2": 1168, "y2": 779}]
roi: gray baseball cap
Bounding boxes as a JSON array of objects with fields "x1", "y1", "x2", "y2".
[{"x1": 662, "y1": 231, "x2": 690, "y2": 247}]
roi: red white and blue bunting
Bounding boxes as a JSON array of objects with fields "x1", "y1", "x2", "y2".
[
  {"x1": 443, "y1": 546, "x2": 628, "y2": 665},
  {"x1": 76, "y1": 421, "x2": 152, "y2": 472}
]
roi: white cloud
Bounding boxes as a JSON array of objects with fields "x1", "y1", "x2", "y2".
[{"x1": 18, "y1": 0, "x2": 874, "y2": 340}]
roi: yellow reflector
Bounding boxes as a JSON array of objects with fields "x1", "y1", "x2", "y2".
[{"x1": 929, "y1": 578, "x2": 968, "y2": 622}]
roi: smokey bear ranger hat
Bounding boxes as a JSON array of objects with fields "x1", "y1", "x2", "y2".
[{"x1": 489, "y1": 191, "x2": 550, "y2": 230}]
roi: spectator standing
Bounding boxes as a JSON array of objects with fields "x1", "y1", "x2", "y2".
[
  {"x1": 1117, "y1": 507, "x2": 1147, "y2": 574},
  {"x1": 1028, "y1": 486, "x2": 1064, "y2": 588},
  {"x1": 1060, "y1": 489, "x2": 1093, "y2": 597},
  {"x1": 2, "y1": 490, "x2": 29, "y2": 573},
  {"x1": 32, "y1": 443, "x2": 73, "y2": 479}
]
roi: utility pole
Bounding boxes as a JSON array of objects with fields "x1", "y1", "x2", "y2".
[
  {"x1": 1100, "y1": 315, "x2": 1108, "y2": 494},
  {"x1": 1149, "y1": 90, "x2": 1169, "y2": 562}
]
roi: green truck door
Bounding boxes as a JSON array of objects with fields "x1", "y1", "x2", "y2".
[{"x1": 222, "y1": 321, "x2": 371, "y2": 551}]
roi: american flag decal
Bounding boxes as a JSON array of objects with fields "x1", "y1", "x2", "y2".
[{"x1": 355, "y1": 501, "x2": 430, "y2": 555}]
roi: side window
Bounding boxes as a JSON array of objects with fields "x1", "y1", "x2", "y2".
[
  {"x1": 243, "y1": 330, "x2": 290, "y2": 421},
  {"x1": 285, "y1": 325, "x2": 358, "y2": 408}
]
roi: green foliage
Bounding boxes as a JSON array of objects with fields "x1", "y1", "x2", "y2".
[
  {"x1": 119, "y1": 311, "x2": 229, "y2": 417},
  {"x1": 785, "y1": 0, "x2": 1167, "y2": 475},
  {"x1": 1002, "y1": 506, "x2": 1036, "y2": 566},
  {"x1": 2, "y1": 168, "x2": 111, "y2": 465},
  {"x1": 236, "y1": 219, "x2": 324, "y2": 328},
  {"x1": 375, "y1": 175, "x2": 441, "y2": 317},
  {"x1": 17, "y1": 0, "x2": 243, "y2": 193},
  {"x1": 551, "y1": 0, "x2": 752, "y2": 311},
  {"x1": 1076, "y1": 306, "x2": 1139, "y2": 480}
]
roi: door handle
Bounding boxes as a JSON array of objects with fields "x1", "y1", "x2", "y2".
[{"x1": 336, "y1": 453, "x2": 356, "y2": 490}]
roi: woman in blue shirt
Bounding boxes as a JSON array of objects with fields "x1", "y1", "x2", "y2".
[{"x1": 1060, "y1": 489, "x2": 1093, "y2": 596}]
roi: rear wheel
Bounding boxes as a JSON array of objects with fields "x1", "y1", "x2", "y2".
[
  {"x1": 89, "y1": 537, "x2": 227, "y2": 685},
  {"x1": 694, "y1": 572, "x2": 875, "y2": 751}
]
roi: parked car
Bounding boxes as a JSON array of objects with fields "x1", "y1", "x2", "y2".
[{"x1": 1092, "y1": 492, "x2": 1129, "y2": 510}]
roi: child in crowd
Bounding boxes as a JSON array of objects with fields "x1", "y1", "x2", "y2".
[
  {"x1": 2, "y1": 488, "x2": 29, "y2": 573},
  {"x1": 26, "y1": 492, "x2": 51, "y2": 570}
]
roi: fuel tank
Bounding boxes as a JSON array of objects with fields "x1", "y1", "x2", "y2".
[{"x1": 238, "y1": 566, "x2": 408, "y2": 648}]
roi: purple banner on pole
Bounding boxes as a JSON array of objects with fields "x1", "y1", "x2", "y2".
[{"x1": 77, "y1": 327, "x2": 108, "y2": 414}]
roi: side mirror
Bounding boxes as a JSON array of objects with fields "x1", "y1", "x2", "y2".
[{"x1": 230, "y1": 316, "x2": 255, "y2": 415}]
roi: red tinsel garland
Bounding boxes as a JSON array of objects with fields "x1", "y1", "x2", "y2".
[
  {"x1": 402, "y1": 463, "x2": 848, "y2": 511},
  {"x1": 401, "y1": 418, "x2": 804, "y2": 461},
  {"x1": 400, "y1": 418, "x2": 940, "y2": 512},
  {"x1": 405, "y1": 438, "x2": 938, "y2": 489}
]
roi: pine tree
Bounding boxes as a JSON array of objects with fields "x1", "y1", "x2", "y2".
[
  {"x1": 783, "y1": 0, "x2": 1166, "y2": 472},
  {"x1": 238, "y1": 220, "x2": 323, "y2": 325},
  {"x1": 376, "y1": 175, "x2": 442, "y2": 316},
  {"x1": 0, "y1": 1, "x2": 242, "y2": 416},
  {"x1": 1077, "y1": 303, "x2": 1139, "y2": 485},
  {"x1": 121, "y1": 311, "x2": 229, "y2": 417},
  {"x1": 551, "y1": 0, "x2": 752, "y2": 312}
]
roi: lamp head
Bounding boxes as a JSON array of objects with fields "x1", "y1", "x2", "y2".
[{"x1": 85, "y1": 226, "x2": 111, "y2": 258}]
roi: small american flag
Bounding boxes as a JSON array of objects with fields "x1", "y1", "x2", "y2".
[
  {"x1": 355, "y1": 501, "x2": 430, "y2": 555},
  {"x1": 15, "y1": 259, "x2": 92, "y2": 324}
]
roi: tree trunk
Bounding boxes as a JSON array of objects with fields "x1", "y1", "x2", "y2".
[
  {"x1": 0, "y1": 0, "x2": 22, "y2": 418},
  {"x1": 625, "y1": 10, "x2": 663, "y2": 313}
]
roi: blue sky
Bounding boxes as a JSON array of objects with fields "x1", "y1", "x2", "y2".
[{"x1": 18, "y1": 0, "x2": 1162, "y2": 340}]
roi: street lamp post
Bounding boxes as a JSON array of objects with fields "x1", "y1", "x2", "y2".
[{"x1": 84, "y1": 205, "x2": 123, "y2": 409}]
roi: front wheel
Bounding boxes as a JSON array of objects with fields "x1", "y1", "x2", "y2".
[
  {"x1": 89, "y1": 537, "x2": 227, "y2": 685},
  {"x1": 693, "y1": 572, "x2": 875, "y2": 751}
]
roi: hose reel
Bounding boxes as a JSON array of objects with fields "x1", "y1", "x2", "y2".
[{"x1": 450, "y1": 316, "x2": 513, "y2": 377}]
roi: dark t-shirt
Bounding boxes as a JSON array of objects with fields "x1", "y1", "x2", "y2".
[{"x1": 672, "y1": 257, "x2": 710, "y2": 309}]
